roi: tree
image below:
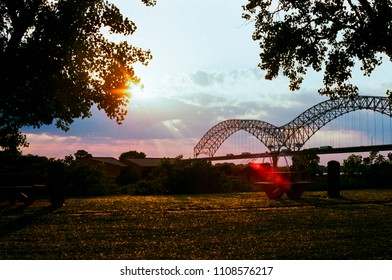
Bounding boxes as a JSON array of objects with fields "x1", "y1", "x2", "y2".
[
  {"x1": 342, "y1": 151, "x2": 392, "y2": 188},
  {"x1": 242, "y1": 0, "x2": 392, "y2": 99},
  {"x1": 292, "y1": 151, "x2": 321, "y2": 177},
  {"x1": 119, "y1": 150, "x2": 146, "y2": 161},
  {"x1": 342, "y1": 154, "x2": 365, "y2": 187},
  {"x1": 342, "y1": 154, "x2": 364, "y2": 177},
  {"x1": 74, "y1": 149, "x2": 92, "y2": 160},
  {"x1": 0, "y1": 0, "x2": 156, "y2": 151}
]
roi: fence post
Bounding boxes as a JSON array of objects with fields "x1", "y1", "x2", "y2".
[{"x1": 327, "y1": 160, "x2": 340, "y2": 198}]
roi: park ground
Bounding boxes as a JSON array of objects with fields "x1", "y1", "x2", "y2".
[{"x1": 0, "y1": 189, "x2": 391, "y2": 259}]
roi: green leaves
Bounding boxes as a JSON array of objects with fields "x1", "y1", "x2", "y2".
[
  {"x1": 153, "y1": 158, "x2": 227, "y2": 194},
  {"x1": 103, "y1": 3, "x2": 137, "y2": 35},
  {"x1": 243, "y1": 0, "x2": 392, "y2": 98}
]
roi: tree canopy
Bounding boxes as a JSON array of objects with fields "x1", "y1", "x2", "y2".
[
  {"x1": 0, "y1": 0, "x2": 155, "y2": 150},
  {"x1": 119, "y1": 150, "x2": 146, "y2": 160},
  {"x1": 243, "y1": 0, "x2": 392, "y2": 99}
]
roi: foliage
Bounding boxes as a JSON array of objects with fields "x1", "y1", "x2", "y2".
[
  {"x1": 0, "y1": 128, "x2": 28, "y2": 154},
  {"x1": 342, "y1": 154, "x2": 365, "y2": 187},
  {"x1": 215, "y1": 162, "x2": 245, "y2": 176},
  {"x1": 74, "y1": 149, "x2": 92, "y2": 160},
  {"x1": 119, "y1": 150, "x2": 146, "y2": 161},
  {"x1": 122, "y1": 180, "x2": 167, "y2": 195},
  {"x1": 342, "y1": 151, "x2": 392, "y2": 188},
  {"x1": 0, "y1": 0, "x2": 155, "y2": 150},
  {"x1": 62, "y1": 154, "x2": 110, "y2": 196},
  {"x1": 342, "y1": 154, "x2": 365, "y2": 176},
  {"x1": 243, "y1": 0, "x2": 392, "y2": 99},
  {"x1": 151, "y1": 156, "x2": 228, "y2": 194},
  {"x1": 115, "y1": 170, "x2": 139, "y2": 186},
  {"x1": 292, "y1": 150, "x2": 321, "y2": 177},
  {"x1": 0, "y1": 151, "x2": 51, "y2": 181}
]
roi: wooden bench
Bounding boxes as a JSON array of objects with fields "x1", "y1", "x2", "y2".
[
  {"x1": 253, "y1": 181, "x2": 287, "y2": 199},
  {"x1": 285, "y1": 181, "x2": 313, "y2": 199},
  {"x1": 253, "y1": 170, "x2": 313, "y2": 199},
  {"x1": 254, "y1": 180, "x2": 313, "y2": 199}
]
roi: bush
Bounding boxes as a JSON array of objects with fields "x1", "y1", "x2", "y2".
[
  {"x1": 152, "y1": 157, "x2": 228, "y2": 194},
  {"x1": 115, "y1": 170, "x2": 139, "y2": 186},
  {"x1": 64, "y1": 162, "x2": 111, "y2": 197},
  {"x1": 224, "y1": 178, "x2": 252, "y2": 192},
  {"x1": 121, "y1": 180, "x2": 167, "y2": 195}
]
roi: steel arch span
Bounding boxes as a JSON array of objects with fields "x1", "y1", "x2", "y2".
[{"x1": 194, "y1": 95, "x2": 392, "y2": 158}]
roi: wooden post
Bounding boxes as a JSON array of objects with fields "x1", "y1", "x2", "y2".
[{"x1": 327, "y1": 160, "x2": 340, "y2": 198}]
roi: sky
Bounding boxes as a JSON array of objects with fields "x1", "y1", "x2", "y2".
[{"x1": 21, "y1": 0, "x2": 392, "y2": 164}]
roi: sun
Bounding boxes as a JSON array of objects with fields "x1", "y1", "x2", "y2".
[
  {"x1": 124, "y1": 81, "x2": 153, "y2": 108},
  {"x1": 125, "y1": 82, "x2": 143, "y2": 98}
]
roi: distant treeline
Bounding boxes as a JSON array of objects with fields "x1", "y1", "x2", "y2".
[
  {"x1": 341, "y1": 151, "x2": 392, "y2": 189},
  {"x1": 1, "y1": 150, "x2": 391, "y2": 197}
]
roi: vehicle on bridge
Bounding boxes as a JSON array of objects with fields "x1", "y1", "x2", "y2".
[{"x1": 319, "y1": 146, "x2": 332, "y2": 150}]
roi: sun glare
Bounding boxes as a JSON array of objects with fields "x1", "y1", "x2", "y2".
[
  {"x1": 125, "y1": 81, "x2": 153, "y2": 108},
  {"x1": 125, "y1": 82, "x2": 143, "y2": 97}
]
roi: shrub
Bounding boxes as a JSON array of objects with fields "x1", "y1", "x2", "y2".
[
  {"x1": 64, "y1": 162, "x2": 110, "y2": 197},
  {"x1": 122, "y1": 180, "x2": 167, "y2": 195},
  {"x1": 152, "y1": 157, "x2": 227, "y2": 194},
  {"x1": 115, "y1": 170, "x2": 139, "y2": 186}
]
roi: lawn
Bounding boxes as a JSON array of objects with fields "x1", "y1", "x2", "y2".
[{"x1": 1, "y1": 190, "x2": 391, "y2": 259}]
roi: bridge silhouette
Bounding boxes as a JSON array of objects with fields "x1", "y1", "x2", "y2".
[{"x1": 194, "y1": 95, "x2": 392, "y2": 160}]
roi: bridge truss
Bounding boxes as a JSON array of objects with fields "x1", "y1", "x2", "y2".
[{"x1": 194, "y1": 96, "x2": 392, "y2": 158}]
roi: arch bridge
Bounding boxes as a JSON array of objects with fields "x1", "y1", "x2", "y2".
[{"x1": 194, "y1": 96, "x2": 392, "y2": 158}]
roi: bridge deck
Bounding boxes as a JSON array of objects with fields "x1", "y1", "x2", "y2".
[{"x1": 194, "y1": 144, "x2": 392, "y2": 161}]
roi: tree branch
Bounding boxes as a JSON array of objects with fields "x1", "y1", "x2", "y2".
[
  {"x1": 4, "y1": 0, "x2": 44, "y2": 54},
  {"x1": 347, "y1": 0, "x2": 363, "y2": 20}
]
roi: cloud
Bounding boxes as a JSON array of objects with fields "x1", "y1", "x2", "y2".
[
  {"x1": 191, "y1": 70, "x2": 225, "y2": 87},
  {"x1": 155, "y1": 68, "x2": 326, "y2": 127},
  {"x1": 26, "y1": 133, "x2": 81, "y2": 144}
]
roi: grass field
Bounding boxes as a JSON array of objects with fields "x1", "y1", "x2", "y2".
[{"x1": 1, "y1": 190, "x2": 391, "y2": 259}]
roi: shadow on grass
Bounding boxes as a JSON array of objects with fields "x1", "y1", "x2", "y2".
[
  {"x1": 270, "y1": 192, "x2": 392, "y2": 210},
  {"x1": 0, "y1": 203, "x2": 62, "y2": 237}
]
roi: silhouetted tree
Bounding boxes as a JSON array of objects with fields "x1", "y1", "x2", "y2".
[
  {"x1": 363, "y1": 150, "x2": 392, "y2": 188},
  {"x1": 59, "y1": 151, "x2": 110, "y2": 196},
  {"x1": 74, "y1": 149, "x2": 92, "y2": 160},
  {"x1": 243, "y1": 0, "x2": 392, "y2": 99},
  {"x1": 292, "y1": 151, "x2": 321, "y2": 177},
  {"x1": 342, "y1": 154, "x2": 364, "y2": 177},
  {"x1": 119, "y1": 150, "x2": 146, "y2": 160},
  {"x1": 0, "y1": 127, "x2": 28, "y2": 155},
  {"x1": 342, "y1": 151, "x2": 392, "y2": 188},
  {"x1": 1, "y1": 0, "x2": 155, "y2": 150}
]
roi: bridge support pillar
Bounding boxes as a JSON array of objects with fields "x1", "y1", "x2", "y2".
[
  {"x1": 272, "y1": 156, "x2": 278, "y2": 169},
  {"x1": 327, "y1": 160, "x2": 340, "y2": 198}
]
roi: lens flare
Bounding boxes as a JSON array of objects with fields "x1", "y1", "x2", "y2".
[{"x1": 250, "y1": 162, "x2": 292, "y2": 199}]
